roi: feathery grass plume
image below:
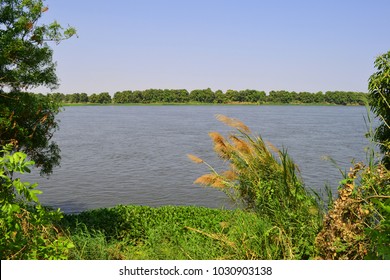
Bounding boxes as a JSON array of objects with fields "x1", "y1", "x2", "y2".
[
  {"x1": 209, "y1": 132, "x2": 231, "y2": 159},
  {"x1": 265, "y1": 141, "x2": 280, "y2": 154},
  {"x1": 211, "y1": 177, "x2": 227, "y2": 188},
  {"x1": 187, "y1": 154, "x2": 204, "y2": 164},
  {"x1": 208, "y1": 131, "x2": 226, "y2": 145},
  {"x1": 229, "y1": 135, "x2": 251, "y2": 154},
  {"x1": 223, "y1": 170, "x2": 237, "y2": 181},
  {"x1": 190, "y1": 114, "x2": 323, "y2": 259},
  {"x1": 215, "y1": 114, "x2": 251, "y2": 133},
  {"x1": 194, "y1": 173, "x2": 224, "y2": 188}
]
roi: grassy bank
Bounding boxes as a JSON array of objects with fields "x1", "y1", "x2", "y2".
[{"x1": 60, "y1": 205, "x2": 297, "y2": 260}]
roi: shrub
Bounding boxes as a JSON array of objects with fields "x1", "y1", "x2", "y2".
[
  {"x1": 315, "y1": 161, "x2": 389, "y2": 259},
  {"x1": 0, "y1": 144, "x2": 73, "y2": 259}
]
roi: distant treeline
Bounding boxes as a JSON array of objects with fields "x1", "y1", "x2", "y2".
[{"x1": 46, "y1": 89, "x2": 368, "y2": 105}]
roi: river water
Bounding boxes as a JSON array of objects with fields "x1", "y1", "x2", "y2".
[{"x1": 23, "y1": 105, "x2": 372, "y2": 213}]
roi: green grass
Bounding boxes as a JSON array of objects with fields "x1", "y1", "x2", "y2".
[{"x1": 60, "y1": 205, "x2": 291, "y2": 260}]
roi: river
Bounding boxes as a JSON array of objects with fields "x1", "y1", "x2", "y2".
[{"x1": 23, "y1": 105, "x2": 372, "y2": 213}]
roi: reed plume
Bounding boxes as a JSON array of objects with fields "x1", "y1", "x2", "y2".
[
  {"x1": 209, "y1": 132, "x2": 231, "y2": 159},
  {"x1": 229, "y1": 135, "x2": 251, "y2": 154},
  {"x1": 222, "y1": 170, "x2": 237, "y2": 180},
  {"x1": 194, "y1": 173, "x2": 226, "y2": 188},
  {"x1": 188, "y1": 114, "x2": 322, "y2": 259},
  {"x1": 187, "y1": 154, "x2": 204, "y2": 164},
  {"x1": 215, "y1": 114, "x2": 251, "y2": 133}
]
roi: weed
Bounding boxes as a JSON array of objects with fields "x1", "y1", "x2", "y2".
[
  {"x1": 0, "y1": 145, "x2": 73, "y2": 260},
  {"x1": 315, "y1": 162, "x2": 389, "y2": 259}
]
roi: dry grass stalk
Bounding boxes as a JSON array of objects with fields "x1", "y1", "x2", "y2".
[
  {"x1": 208, "y1": 131, "x2": 226, "y2": 145},
  {"x1": 215, "y1": 114, "x2": 251, "y2": 133},
  {"x1": 194, "y1": 173, "x2": 226, "y2": 188},
  {"x1": 229, "y1": 135, "x2": 251, "y2": 154},
  {"x1": 222, "y1": 170, "x2": 237, "y2": 180},
  {"x1": 265, "y1": 141, "x2": 280, "y2": 154},
  {"x1": 194, "y1": 174, "x2": 216, "y2": 186},
  {"x1": 211, "y1": 178, "x2": 226, "y2": 188},
  {"x1": 185, "y1": 226, "x2": 236, "y2": 249},
  {"x1": 187, "y1": 154, "x2": 204, "y2": 164},
  {"x1": 208, "y1": 132, "x2": 231, "y2": 159},
  {"x1": 214, "y1": 143, "x2": 231, "y2": 160},
  {"x1": 315, "y1": 163, "x2": 370, "y2": 259}
]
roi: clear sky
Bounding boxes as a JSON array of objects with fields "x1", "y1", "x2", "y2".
[{"x1": 37, "y1": 0, "x2": 390, "y2": 95}]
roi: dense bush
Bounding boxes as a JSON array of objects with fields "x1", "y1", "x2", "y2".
[{"x1": 316, "y1": 161, "x2": 389, "y2": 259}]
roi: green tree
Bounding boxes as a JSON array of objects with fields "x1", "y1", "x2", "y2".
[
  {"x1": 68, "y1": 93, "x2": 80, "y2": 103},
  {"x1": 164, "y1": 89, "x2": 189, "y2": 103},
  {"x1": 324, "y1": 91, "x2": 341, "y2": 104},
  {"x1": 313, "y1": 91, "x2": 325, "y2": 103},
  {"x1": 268, "y1": 90, "x2": 296, "y2": 103},
  {"x1": 113, "y1": 90, "x2": 129, "y2": 103},
  {"x1": 240, "y1": 89, "x2": 266, "y2": 103},
  {"x1": 0, "y1": 0, "x2": 76, "y2": 90},
  {"x1": 190, "y1": 88, "x2": 215, "y2": 103},
  {"x1": 47, "y1": 92, "x2": 65, "y2": 103},
  {"x1": 214, "y1": 89, "x2": 226, "y2": 103},
  {"x1": 0, "y1": 0, "x2": 76, "y2": 175},
  {"x1": 368, "y1": 50, "x2": 390, "y2": 166},
  {"x1": 297, "y1": 92, "x2": 315, "y2": 103},
  {"x1": 0, "y1": 92, "x2": 61, "y2": 175},
  {"x1": 79, "y1": 92, "x2": 88, "y2": 103},
  {"x1": 97, "y1": 92, "x2": 111, "y2": 104},
  {"x1": 225, "y1": 89, "x2": 240, "y2": 102},
  {"x1": 131, "y1": 90, "x2": 143, "y2": 103},
  {"x1": 88, "y1": 93, "x2": 98, "y2": 103}
]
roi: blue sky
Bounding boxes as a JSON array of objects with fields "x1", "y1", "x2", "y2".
[{"x1": 39, "y1": 0, "x2": 390, "y2": 94}]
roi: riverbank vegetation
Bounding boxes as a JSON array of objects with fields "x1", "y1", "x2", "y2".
[
  {"x1": 1, "y1": 116, "x2": 388, "y2": 259},
  {"x1": 47, "y1": 89, "x2": 367, "y2": 106},
  {"x1": 60, "y1": 205, "x2": 285, "y2": 260},
  {"x1": 188, "y1": 114, "x2": 389, "y2": 260}
]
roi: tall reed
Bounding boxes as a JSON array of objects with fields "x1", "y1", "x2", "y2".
[{"x1": 189, "y1": 115, "x2": 323, "y2": 259}]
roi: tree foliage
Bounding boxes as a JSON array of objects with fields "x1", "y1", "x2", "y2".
[
  {"x1": 0, "y1": 0, "x2": 76, "y2": 91},
  {"x1": 368, "y1": 50, "x2": 390, "y2": 166},
  {"x1": 56, "y1": 89, "x2": 366, "y2": 105},
  {"x1": 0, "y1": 0, "x2": 76, "y2": 175},
  {"x1": 0, "y1": 91, "x2": 61, "y2": 175}
]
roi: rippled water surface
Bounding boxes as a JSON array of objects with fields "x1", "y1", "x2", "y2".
[{"x1": 25, "y1": 105, "x2": 370, "y2": 213}]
